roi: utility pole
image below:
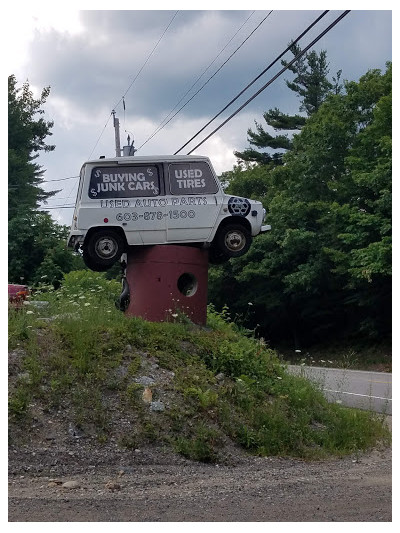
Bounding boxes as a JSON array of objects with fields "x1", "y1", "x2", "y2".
[{"x1": 112, "y1": 110, "x2": 121, "y2": 157}]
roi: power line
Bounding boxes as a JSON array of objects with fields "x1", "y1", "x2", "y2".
[
  {"x1": 87, "y1": 116, "x2": 113, "y2": 160},
  {"x1": 87, "y1": 11, "x2": 179, "y2": 160},
  {"x1": 114, "y1": 11, "x2": 179, "y2": 112},
  {"x1": 52, "y1": 177, "x2": 79, "y2": 219},
  {"x1": 174, "y1": 10, "x2": 329, "y2": 155},
  {"x1": 185, "y1": 10, "x2": 351, "y2": 155},
  {"x1": 136, "y1": 10, "x2": 257, "y2": 151},
  {"x1": 38, "y1": 205, "x2": 75, "y2": 210},
  {"x1": 136, "y1": 11, "x2": 258, "y2": 151},
  {"x1": 42, "y1": 175, "x2": 79, "y2": 183},
  {"x1": 40, "y1": 196, "x2": 71, "y2": 200},
  {"x1": 137, "y1": 11, "x2": 273, "y2": 153}
]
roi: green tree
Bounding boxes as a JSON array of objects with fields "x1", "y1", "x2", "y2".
[
  {"x1": 8, "y1": 212, "x2": 84, "y2": 287},
  {"x1": 8, "y1": 76, "x2": 84, "y2": 285},
  {"x1": 234, "y1": 44, "x2": 341, "y2": 166},
  {"x1": 8, "y1": 75, "x2": 56, "y2": 219},
  {"x1": 210, "y1": 63, "x2": 391, "y2": 347}
]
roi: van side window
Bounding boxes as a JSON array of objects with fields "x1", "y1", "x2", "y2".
[
  {"x1": 168, "y1": 162, "x2": 218, "y2": 195},
  {"x1": 88, "y1": 166, "x2": 160, "y2": 199}
]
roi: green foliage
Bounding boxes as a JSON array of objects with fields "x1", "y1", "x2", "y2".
[
  {"x1": 9, "y1": 281, "x2": 390, "y2": 461},
  {"x1": 282, "y1": 44, "x2": 340, "y2": 115},
  {"x1": 8, "y1": 307, "x2": 34, "y2": 348},
  {"x1": 184, "y1": 387, "x2": 219, "y2": 410},
  {"x1": 60, "y1": 269, "x2": 121, "y2": 298},
  {"x1": 8, "y1": 212, "x2": 84, "y2": 286},
  {"x1": 173, "y1": 423, "x2": 221, "y2": 462},
  {"x1": 9, "y1": 387, "x2": 31, "y2": 420},
  {"x1": 8, "y1": 75, "x2": 56, "y2": 219},
  {"x1": 8, "y1": 76, "x2": 85, "y2": 286},
  {"x1": 211, "y1": 63, "x2": 391, "y2": 347},
  {"x1": 234, "y1": 45, "x2": 340, "y2": 165}
]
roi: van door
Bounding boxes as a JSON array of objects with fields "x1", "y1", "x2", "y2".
[
  {"x1": 166, "y1": 161, "x2": 221, "y2": 242},
  {"x1": 87, "y1": 163, "x2": 167, "y2": 244}
]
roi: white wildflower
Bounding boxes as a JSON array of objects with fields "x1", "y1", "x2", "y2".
[{"x1": 26, "y1": 311, "x2": 34, "y2": 315}]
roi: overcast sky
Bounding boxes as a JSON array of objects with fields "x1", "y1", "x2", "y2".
[{"x1": 6, "y1": 3, "x2": 392, "y2": 227}]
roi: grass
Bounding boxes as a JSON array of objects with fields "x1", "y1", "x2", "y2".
[
  {"x1": 8, "y1": 270, "x2": 391, "y2": 462},
  {"x1": 278, "y1": 342, "x2": 391, "y2": 372}
]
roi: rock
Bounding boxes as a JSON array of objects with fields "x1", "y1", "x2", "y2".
[
  {"x1": 142, "y1": 387, "x2": 153, "y2": 403},
  {"x1": 150, "y1": 401, "x2": 165, "y2": 412},
  {"x1": 62, "y1": 480, "x2": 80, "y2": 489},
  {"x1": 17, "y1": 372, "x2": 31, "y2": 383},
  {"x1": 105, "y1": 481, "x2": 121, "y2": 492},
  {"x1": 112, "y1": 365, "x2": 128, "y2": 380},
  {"x1": 68, "y1": 423, "x2": 85, "y2": 439},
  {"x1": 136, "y1": 376, "x2": 156, "y2": 386}
]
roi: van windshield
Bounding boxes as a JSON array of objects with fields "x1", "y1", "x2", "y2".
[{"x1": 88, "y1": 165, "x2": 160, "y2": 199}]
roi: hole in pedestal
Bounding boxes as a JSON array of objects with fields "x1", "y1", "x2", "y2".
[{"x1": 177, "y1": 272, "x2": 198, "y2": 297}]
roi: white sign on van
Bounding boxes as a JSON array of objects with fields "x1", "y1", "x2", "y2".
[
  {"x1": 169, "y1": 163, "x2": 218, "y2": 195},
  {"x1": 89, "y1": 166, "x2": 159, "y2": 198}
]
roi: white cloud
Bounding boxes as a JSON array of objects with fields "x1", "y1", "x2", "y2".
[{"x1": 6, "y1": 8, "x2": 392, "y2": 229}]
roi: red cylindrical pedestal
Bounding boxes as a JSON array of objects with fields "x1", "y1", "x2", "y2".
[{"x1": 124, "y1": 245, "x2": 209, "y2": 325}]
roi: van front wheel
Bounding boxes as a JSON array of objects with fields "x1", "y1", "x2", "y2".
[
  {"x1": 84, "y1": 230, "x2": 125, "y2": 270},
  {"x1": 216, "y1": 224, "x2": 252, "y2": 258}
]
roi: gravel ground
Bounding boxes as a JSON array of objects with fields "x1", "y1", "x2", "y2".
[{"x1": 8, "y1": 425, "x2": 392, "y2": 522}]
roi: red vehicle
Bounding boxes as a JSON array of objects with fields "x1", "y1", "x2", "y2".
[{"x1": 8, "y1": 284, "x2": 30, "y2": 307}]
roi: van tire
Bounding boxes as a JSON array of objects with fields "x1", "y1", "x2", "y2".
[
  {"x1": 82, "y1": 248, "x2": 110, "y2": 272},
  {"x1": 84, "y1": 229, "x2": 125, "y2": 270},
  {"x1": 216, "y1": 224, "x2": 252, "y2": 258}
]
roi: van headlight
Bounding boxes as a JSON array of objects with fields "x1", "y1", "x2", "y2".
[{"x1": 262, "y1": 208, "x2": 266, "y2": 222}]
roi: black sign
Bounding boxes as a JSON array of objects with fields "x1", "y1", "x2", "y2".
[
  {"x1": 168, "y1": 162, "x2": 218, "y2": 195},
  {"x1": 88, "y1": 166, "x2": 160, "y2": 199}
]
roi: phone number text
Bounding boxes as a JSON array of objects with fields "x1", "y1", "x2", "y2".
[{"x1": 116, "y1": 210, "x2": 196, "y2": 222}]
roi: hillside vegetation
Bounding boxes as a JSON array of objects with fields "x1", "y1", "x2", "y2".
[{"x1": 9, "y1": 271, "x2": 390, "y2": 463}]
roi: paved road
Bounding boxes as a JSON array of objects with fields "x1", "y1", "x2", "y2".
[{"x1": 288, "y1": 365, "x2": 392, "y2": 414}]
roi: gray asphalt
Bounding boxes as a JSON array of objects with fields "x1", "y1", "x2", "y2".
[{"x1": 287, "y1": 365, "x2": 392, "y2": 414}]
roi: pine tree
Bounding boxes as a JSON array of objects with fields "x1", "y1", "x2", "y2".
[
  {"x1": 8, "y1": 76, "x2": 84, "y2": 285},
  {"x1": 8, "y1": 75, "x2": 57, "y2": 220},
  {"x1": 234, "y1": 44, "x2": 342, "y2": 165}
]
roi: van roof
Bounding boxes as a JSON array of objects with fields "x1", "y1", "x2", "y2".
[{"x1": 85, "y1": 154, "x2": 211, "y2": 165}]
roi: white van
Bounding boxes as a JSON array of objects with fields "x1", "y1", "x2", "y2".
[{"x1": 67, "y1": 155, "x2": 270, "y2": 271}]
